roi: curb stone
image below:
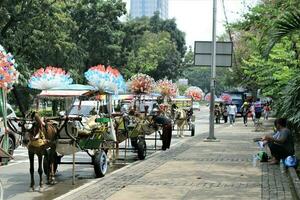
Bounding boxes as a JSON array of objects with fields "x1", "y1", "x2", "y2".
[{"x1": 288, "y1": 167, "x2": 300, "y2": 199}]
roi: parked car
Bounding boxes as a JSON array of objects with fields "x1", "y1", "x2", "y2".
[
  {"x1": 192, "y1": 102, "x2": 201, "y2": 111},
  {"x1": 0, "y1": 104, "x2": 21, "y2": 156}
]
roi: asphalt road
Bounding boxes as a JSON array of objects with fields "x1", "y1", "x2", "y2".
[{"x1": 0, "y1": 108, "x2": 207, "y2": 200}]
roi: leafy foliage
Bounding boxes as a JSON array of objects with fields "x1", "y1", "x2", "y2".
[
  {"x1": 0, "y1": 1, "x2": 186, "y2": 113},
  {"x1": 264, "y1": 10, "x2": 300, "y2": 57},
  {"x1": 277, "y1": 75, "x2": 300, "y2": 128},
  {"x1": 229, "y1": 0, "x2": 300, "y2": 128},
  {"x1": 122, "y1": 13, "x2": 186, "y2": 80},
  {"x1": 181, "y1": 47, "x2": 234, "y2": 95}
]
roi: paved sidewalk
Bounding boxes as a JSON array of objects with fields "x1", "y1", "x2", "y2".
[{"x1": 56, "y1": 119, "x2": 294, "y2": 200}]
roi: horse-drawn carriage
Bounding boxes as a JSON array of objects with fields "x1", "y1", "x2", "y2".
[
  {"x1": 6, "y1": 84, "x2": 116, "y2": 190},
  {"x1": 170, "y1": 96, "x2": 196, "y2": 137},
  {"x1": 38, "y1": 84, "x2": 116, "y2": 178},
  {"x1": 112, "y1": 93, "x2": 168, "y2": 159}
]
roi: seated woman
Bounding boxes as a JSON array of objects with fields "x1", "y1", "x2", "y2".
[{"x1": 261, "y1": 118, "x2": 294, "y2": 164}]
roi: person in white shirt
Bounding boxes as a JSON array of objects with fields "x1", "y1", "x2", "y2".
[{"x1": 227, "y1": 102, "x2": 237, "y2": 125}]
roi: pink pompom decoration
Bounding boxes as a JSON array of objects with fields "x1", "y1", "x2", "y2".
[
  {"x1": 0, "y1": 44, "x2": 18, "y2": 91},
  {"x1": 156, "y1": 79, "x2": 177, "y2": 97},
  {"x1": 220, "y1": 93, "x2": 232, "y2": 103},
  {"x1": 185, "y1": 86, "x2": 203, "y2": 101},
  {"x1": 128, "y1": 73, "x2": 155, "y2": 94}
]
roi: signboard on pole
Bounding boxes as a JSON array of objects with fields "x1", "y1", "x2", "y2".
[{"x1": 194, "y1": 41, "x2": 233, "y2": 67}]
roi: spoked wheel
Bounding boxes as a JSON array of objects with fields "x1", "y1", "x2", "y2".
[
  {"x1": 93, "y1": 150, "x2": 108, "y2": 178},
  {"x1": 191, "y1": 124, "x2": 195, "y2": 137},
  {"x1": 7, "y1": 136, "x2": 15, "y2": 156},
  {"x1": 137, "y1": 137, "x2": 146, "y2": 160},
  {"x1": 43, "y1": 150, "x2": 58, "y2": 176},
  {"x1": 0, "y1": 135, "x2": 15, "y2": 156}
]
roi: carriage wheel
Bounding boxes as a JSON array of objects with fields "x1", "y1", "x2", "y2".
[
  {"x1": 43, "y1": 150, "x2": 58, "y2": 176},
  {"x1": 137, "y1": 137, "x2": 146, "y2": 160},
  {"x1": 93, "y1": 150, "x2": 108, "y2": 178},
  {"x1": 131, "y1": 137, "x2": 138, "y2": 150},
  {"x1": 0, "y1": 135, "x2": 15, "y2": 156},
  {"x1": 191, "y1": 124, "x2": 195, "y2": 137},
  {"x1": 7, "y1": 136, "x2": 15, "y2": 156}
]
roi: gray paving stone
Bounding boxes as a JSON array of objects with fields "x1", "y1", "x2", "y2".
[{"x1": 56, "y1": 118, "x2": 296, "y2": 200}]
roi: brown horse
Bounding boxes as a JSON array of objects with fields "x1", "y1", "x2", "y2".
[{"x1": 21, "y1": 111, "x2": 58, "y2": 191}]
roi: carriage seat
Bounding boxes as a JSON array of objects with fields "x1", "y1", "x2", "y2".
[
  {"x1": 58, "y1": 121, "x2": 79, "y2": 139},
  {"x1": 76, "y1": 115, "x2": 99, "y2": 137}
]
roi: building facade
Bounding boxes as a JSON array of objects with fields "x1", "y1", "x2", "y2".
[{"x1": 130, "y1": 0, "x2": 168, "y2": 19}]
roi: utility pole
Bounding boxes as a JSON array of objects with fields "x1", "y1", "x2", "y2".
[{"x1": 205, "y1": 0, "x2": 219, "y2": 142}]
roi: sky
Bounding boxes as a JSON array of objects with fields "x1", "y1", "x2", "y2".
[{"x1": 123, "y1": 0, "x2": 259, "y2": 47}]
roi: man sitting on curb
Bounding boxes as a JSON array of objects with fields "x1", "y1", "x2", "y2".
[{"x1": 261, "y1": 118, "x2": 294, "y2": 164}]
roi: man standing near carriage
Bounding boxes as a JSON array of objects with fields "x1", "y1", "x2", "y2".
[{"x1": 151, "y1": 106, "x2": 173, "y2": 151}]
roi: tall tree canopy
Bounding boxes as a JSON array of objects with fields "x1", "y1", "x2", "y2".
[
  {"x1": 0, "y1": 1, "x2": 186, "y2": 113},
  {"x1": 121, "y1": 13, "x2": 186, "y2": 80},
  {"x1": 229, "y1": 0, "x2": 300, "y2": 127}
]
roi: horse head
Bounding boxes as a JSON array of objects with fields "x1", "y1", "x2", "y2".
[
  {"x1": 174, "y1": 109, "x2": 186, "y2": 120},
  {"x1": 23, "y1": 110, "x2": 57, "y2": 147}
]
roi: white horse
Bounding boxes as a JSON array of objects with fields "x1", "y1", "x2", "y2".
[{"x1": 174, "y1": 108, "x2": 188, "y2": 137}]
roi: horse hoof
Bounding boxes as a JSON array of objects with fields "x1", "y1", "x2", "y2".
[
  {"x1": 39, "y1": 187, "x2": 45, "y2": 193},
  {"x1": 29, "y1": 187, "x2": 35, "y2": 192}
]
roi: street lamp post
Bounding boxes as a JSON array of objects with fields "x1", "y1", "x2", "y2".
[{"x1": 205, "y1": 0, "x2": 219, "y2": 141}]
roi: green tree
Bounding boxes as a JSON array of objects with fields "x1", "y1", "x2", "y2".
[
  {"x1": 264, "y1": 10, "x2": 300, "y2": 62},
  {"x1": 228, "y1": 0, "x2": 300, "y2": 128},
  {"x1": 70, "y1": 0, "x2": 127, "y2": 71},
  {"x1": 125, "y1": 31, "x2": 180, "y2": 80},
  {"x1": 122, "y1": 13, "x2": 186, "y2": 80},
  {"x1": 0, "y1": 0, "x2": 128, "y2": 113},
  {"x1": 182, "y1": 47, "x2": 234, "y2": 95},
  {"x1": 0, "y1": 0, "x2": 78, "y2": 81}
]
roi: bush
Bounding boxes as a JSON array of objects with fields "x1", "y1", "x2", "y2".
[
  {"x1": 38, "y1": 110, "x2": 53, "y2": 117},
  {"x1": 277, "y1": 75, "x2": 300, "y2": 129}
]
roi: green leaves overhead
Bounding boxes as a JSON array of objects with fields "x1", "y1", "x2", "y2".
[
  {"x1": 277, "y1": 76, "x2": 300, "y2": 128},
  {"x1": 229, "y1": 0, "x2": 300, "y2": 128},
  {"x1": 122, "y1": 13, "x2": 186, "y2": 80},
  {"x1": 0, "y1": 0, "x2": 186, "y2": 113},
  {"x1": 264, "y1": 10, "x2": 300, "y2": 57}
]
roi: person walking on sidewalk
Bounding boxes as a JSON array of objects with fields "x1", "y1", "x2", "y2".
[
  {"x1": 228, "y1": 102, "x2": 237, "y2": 126},
  {"x1": 222, "y1": 105, "x2": 228, "y2": 123},
  {"x1": 214, "y1": 105, "x2": 221, "y2": 124},
  {"x1": 254, "y1": 98, "x2": 263, "y2": 123},
  {"x1": 261, "y1": 118, "x2": 294, "y2": 164},
  {"x1": 241, "y1": 101, "x2": 250, "y2": 126},
  {"x1": 263, "y1": 103, "x2": 271, "y2": 120}
]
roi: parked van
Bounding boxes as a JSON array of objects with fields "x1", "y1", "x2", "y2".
[{"x1": 0, "y1": 104, "x2": 21, "y2": 155}]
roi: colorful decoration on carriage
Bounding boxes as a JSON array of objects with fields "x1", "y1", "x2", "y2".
[
  {"x1": 204, "y1": 93, "x2": 217, "y2": 102},
  {"x1": 220, "y1": 93, "x2": 232, "y2": 103},
  {"x1": 128, "y1": 73, "x2": 155, "y2": 94},
  {"x1": 28, "y1": 66, "x2": 73, "y2": 90},
  {"x1": 185, "y1": 86, "x2": 203, "y2": 101},
  {"x1": 156, "y1": 79, "x2": 177, "y2": 97},
  {"x1": 84, "y1": 64, "x2": 126, "y2": 94},
  {"x1": 0, "y1": 45, "x2": 19, "y2": 91}
]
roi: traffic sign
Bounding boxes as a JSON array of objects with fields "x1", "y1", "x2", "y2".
[{"x1": 194, "y1": 41, "x2": 233, "y2": 67}]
